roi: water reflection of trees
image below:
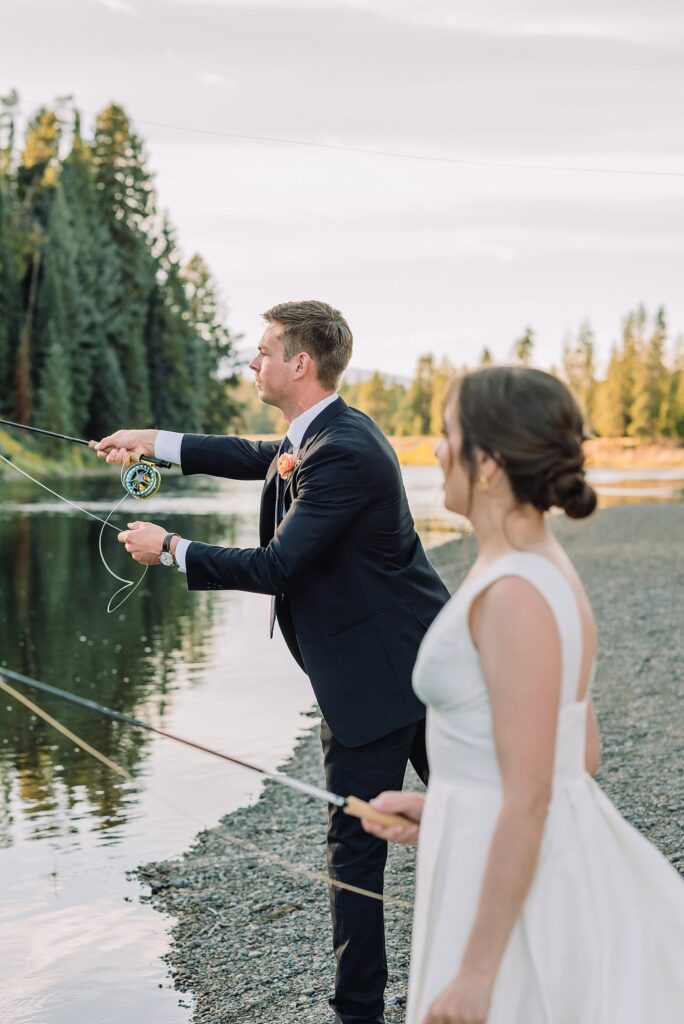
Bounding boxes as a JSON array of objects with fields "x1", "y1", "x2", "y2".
[{"x1": 0, "y1": 506, "x2": 237, "y2": 847}]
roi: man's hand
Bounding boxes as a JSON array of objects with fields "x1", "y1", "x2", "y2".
[
  {"x1": 117, "y1": 521, "x2": 167, "y2": 565},
  {"x1": 92, "y1": 429, "x2": 159, "y2": 464}
]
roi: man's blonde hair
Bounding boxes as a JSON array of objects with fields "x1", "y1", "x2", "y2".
[{"x1": 262, "y1": 300, "x2": 353, "y2": 389}]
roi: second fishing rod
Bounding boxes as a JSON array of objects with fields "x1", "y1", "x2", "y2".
[{"x1": 0, "y1": 668, "x2": 413, "y2": 830}]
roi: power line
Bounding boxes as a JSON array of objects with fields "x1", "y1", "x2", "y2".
[{"x1": 15, "y1": 98, "x2": 684, "y2": 180}]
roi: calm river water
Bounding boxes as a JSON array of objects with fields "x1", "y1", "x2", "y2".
[{"x1": 0, "y1": 463, "x2": 682, "y2": 1023}]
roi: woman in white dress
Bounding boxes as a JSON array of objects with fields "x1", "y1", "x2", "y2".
[{"x1": 362, "y1": 366, "x2": 684, "y2": 1024}]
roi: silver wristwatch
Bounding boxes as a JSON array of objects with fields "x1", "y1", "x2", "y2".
[{"x1": 160, "y1": 532, "x2": 180, "y2": 567}]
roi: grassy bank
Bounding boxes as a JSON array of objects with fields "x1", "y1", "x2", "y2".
[
  {"x1": 0, "y1": 429, "x2": 98, "y2": 478},
  {"x1": 392, "y1": 436, "x2": 684, "y2": 468}
]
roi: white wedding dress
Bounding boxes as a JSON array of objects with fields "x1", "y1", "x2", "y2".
[{"x1": 407, "y1": 552, "x2": 684, "y2": 1024}]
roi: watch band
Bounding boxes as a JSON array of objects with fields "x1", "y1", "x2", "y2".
[{"x1": 162, "y1": 532, "x2": 180, "y2": 566}]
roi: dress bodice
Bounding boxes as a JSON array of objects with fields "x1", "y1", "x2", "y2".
[
  {"x1": 412, "y1": 552, "x2": 593, "y2": 791},
  {"x1": 407, "y1": 552, "x2": 684, "y2": 1024}
]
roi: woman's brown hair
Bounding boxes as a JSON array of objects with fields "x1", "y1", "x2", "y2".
[{"x1": 446, "y1": 366, "x2": 597, "y2": 520}]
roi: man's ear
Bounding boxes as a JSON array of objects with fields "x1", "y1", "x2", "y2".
[{"x1": 295, "y1": 351, "x2": 315, "y2": 379}]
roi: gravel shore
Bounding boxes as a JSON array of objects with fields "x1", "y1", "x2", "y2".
[{"x1": 136, "y1": 503, "x2": 684, "y2": 1024}]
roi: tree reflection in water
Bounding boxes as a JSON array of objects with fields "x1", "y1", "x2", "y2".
[{"x1": 0, "y1": 492, "x2": 230, "y2": 848}]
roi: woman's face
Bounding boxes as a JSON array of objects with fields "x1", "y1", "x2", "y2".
[{"x1": 435, "y1": 399, "x2": 473, "y2": 517}]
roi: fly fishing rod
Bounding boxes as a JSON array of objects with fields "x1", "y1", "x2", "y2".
[
  {"x1": 0, "y1": 418, "x2": 171, "y2": 498},
  {"x1": 0, "y1": 668, "x2": 413, "y2": 830}
]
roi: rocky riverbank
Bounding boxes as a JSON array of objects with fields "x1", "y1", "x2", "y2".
[{"x1": 136, "y1": 503, "x2": 683, "y2": 1024}]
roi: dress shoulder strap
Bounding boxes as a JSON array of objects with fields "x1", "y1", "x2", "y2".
[{"x1": 460, "y1": 553, "x2": 584, "y2": 706}]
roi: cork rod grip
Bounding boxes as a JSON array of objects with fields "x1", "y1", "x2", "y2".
[
  {"x1": 87, "y1": 442, "x2": 145, "y2": 464},
  {"x1": 344, "y1": 795, "x2": 416, "y2": 829}
]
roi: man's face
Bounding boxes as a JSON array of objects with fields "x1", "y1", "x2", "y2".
[{"x1": 249, "y1": 323, "x2": 297, "y2": 407}]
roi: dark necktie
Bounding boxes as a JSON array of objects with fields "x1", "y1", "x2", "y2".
[
  {"x1": 270, "y1": 437, "x2": 292, "y2": 637},
  {"x1": 275, "y1": 436, "x2": 293, "y2": 529}
]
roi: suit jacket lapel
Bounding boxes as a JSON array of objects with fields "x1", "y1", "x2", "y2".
[
  {"x1": 284, "y1": 397, "x2": 347, "y2": 500},
  {"x1": 260, "y1": 445, "x2": 282, "y2": 544},
  {"x1": 263, "y1": 399, "x2": 348, "y2": 523}
]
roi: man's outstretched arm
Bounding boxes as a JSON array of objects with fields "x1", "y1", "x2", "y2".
[
  {"x1": 95, "y1": 428, "x2": 279, "y2": 480},
  {"x1": 118, "y1": 442, "x2": 372, "y2": 591}
]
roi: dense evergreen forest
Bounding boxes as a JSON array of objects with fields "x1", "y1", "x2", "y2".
[{"x1": 0, "y1": 93, "x2": 241, "y2": 443}]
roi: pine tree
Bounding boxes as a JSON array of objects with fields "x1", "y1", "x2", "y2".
[
  {"x1": 19, "y1": 108, "x2": 61, "y2": 194},
  {"x1": 37, "y1": 335, "x2": 74, "y2": 442},
  {"x1": 658, "y1": 335, "x2": 684, "y2": 437},
  {"x1": 92, "y1": 104, "x2": 154, "y2": 424},
  {"x1": 0, "y1": 90, "x2": 19, "y2": 176},
  {"x1": 13, "y1": 247, "x2": 41, "y2": 424},
  {"x1": 668, "y1": 338, "x2": 684, "y2": 436},
  {"x1": 0, "y1": 168, "x2": 23, "y2": 411},
  {"x1": 145, "y1": 221, "x2": 201, "y2": 430},
  {"x1": 356, "y1": 372, "x2": 394, "y2": 432},
  {"x1": 11, "y1": 106, "x2": 63, "y2": 423},
  {"x1": 397, "y1": 354, "x2": 435, "y2": 435},
  {"x1": 628, "y1": 307, "x2": 668, "y2": 439},
  {"x1": 0, "y1": 91, "x2": 18, "y2": 399},
  {"x1": 91, "y1": 105, "x2": 154, "y2": 231},
  {"x1": 592, "y1": 346, "x2": 627, "y2": 437},
  {"x1": 58, "y1": 112, "x2": 111, "y2": 435},
  {"x1": 479, "y1": 347, "x2": 494, "y2": 366},
  {"x1": 620, "y1": 307, "x2": 648, "y2": 435},
  {"x1": 512, "y1": 327, "x2": 534, "y2": 366},
  {"x1": 182, "y1": 253, "x2": 241, "y2": 433},
  {"x1": 429, "y1": 357, "x2": 454, "y2": 435},
  {"x1": 33, "y1": 183, "x2": 90, "y2": 429},
  {"x1": 562, "y1": 320, "x2": 596, "y2": 422}
]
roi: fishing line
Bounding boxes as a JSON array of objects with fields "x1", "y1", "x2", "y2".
[
  {"x1": 0, "y1": 450, "x2": 147, "y2": 613},
  {"x1": 0, "y1": 449, "x2": 123, "y2": 531},
  {"x1": 98, "y1": 482, "x2": 149, "y2": 614},
  {"x1": 0, "y1": 674, "x2": 410, "y2": 907}
]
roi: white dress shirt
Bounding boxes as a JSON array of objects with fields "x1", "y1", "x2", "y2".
[{"x1": 155, "y1": 392, "x2": 339, "y2": 573}]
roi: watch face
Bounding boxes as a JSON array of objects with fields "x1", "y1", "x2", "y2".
[{"x1": 160, "y1": 551, "x2": 174, "y2": 567}]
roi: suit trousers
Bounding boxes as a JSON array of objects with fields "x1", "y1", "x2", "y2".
[{"x1": 321, "y1": 717, "x2": 429, "y2": 1024}]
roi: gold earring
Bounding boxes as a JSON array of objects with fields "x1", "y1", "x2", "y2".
[{"x1": 476, "y1": 475, "x2": 489, "y2": 493}]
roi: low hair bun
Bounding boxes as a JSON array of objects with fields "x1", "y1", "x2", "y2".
[
  {"x1": 453, "y1": 366, "x2": 599, "y2": 521},
  {"x1": 560, "y1": 479, "x2": 597, "y2": 520},
  {"x1": 547, "y1": 468, "x2": 597, "y2": 519}
]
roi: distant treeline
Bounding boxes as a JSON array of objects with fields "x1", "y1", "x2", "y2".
[
  {"x1": 3, "y1": 98, "x2": 682, "y2": 449},
  {"x1": 0, "y1": 93, "x2": 241, "y2": 442},
  {"x1": 241, "y1": 311, "x2": 684, "y2": 441}
]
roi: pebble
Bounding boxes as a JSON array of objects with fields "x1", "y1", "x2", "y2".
[{"x1": 135, "y1": 505, "x2": 683, "y2": 1024}]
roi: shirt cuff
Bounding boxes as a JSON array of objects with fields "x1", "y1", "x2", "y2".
[
  {"x1": 175, "y1": 538, "x2": 190, "y2": 574},
  {"x1": 155, "y1": 430, "x2": 184, "y2": 465}
]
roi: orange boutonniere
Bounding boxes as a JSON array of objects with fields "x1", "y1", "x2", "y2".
[{"x1": 277, "y1": 451, "x2": 301, "y2": 480}]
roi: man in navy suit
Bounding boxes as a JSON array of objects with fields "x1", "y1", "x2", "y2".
[{"x1": 100, "y1": 300, "x2": 450, "y2": 1024}]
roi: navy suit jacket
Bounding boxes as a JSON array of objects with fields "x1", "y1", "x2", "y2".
[{"x1": 181, "y1": 397, "x2": 450, "y2": 746}]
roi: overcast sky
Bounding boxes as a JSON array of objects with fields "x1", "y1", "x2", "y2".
[{"x1": 4, "y1": 0, "x2": 684, "y2": 375}]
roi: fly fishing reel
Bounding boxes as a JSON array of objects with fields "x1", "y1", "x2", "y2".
[
  {"x1": 122, "y1": 455, "x2": 163, "y2": 499},
  {"x1": 0, "y1": 419, "x2": 171, "y2": 500}
]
